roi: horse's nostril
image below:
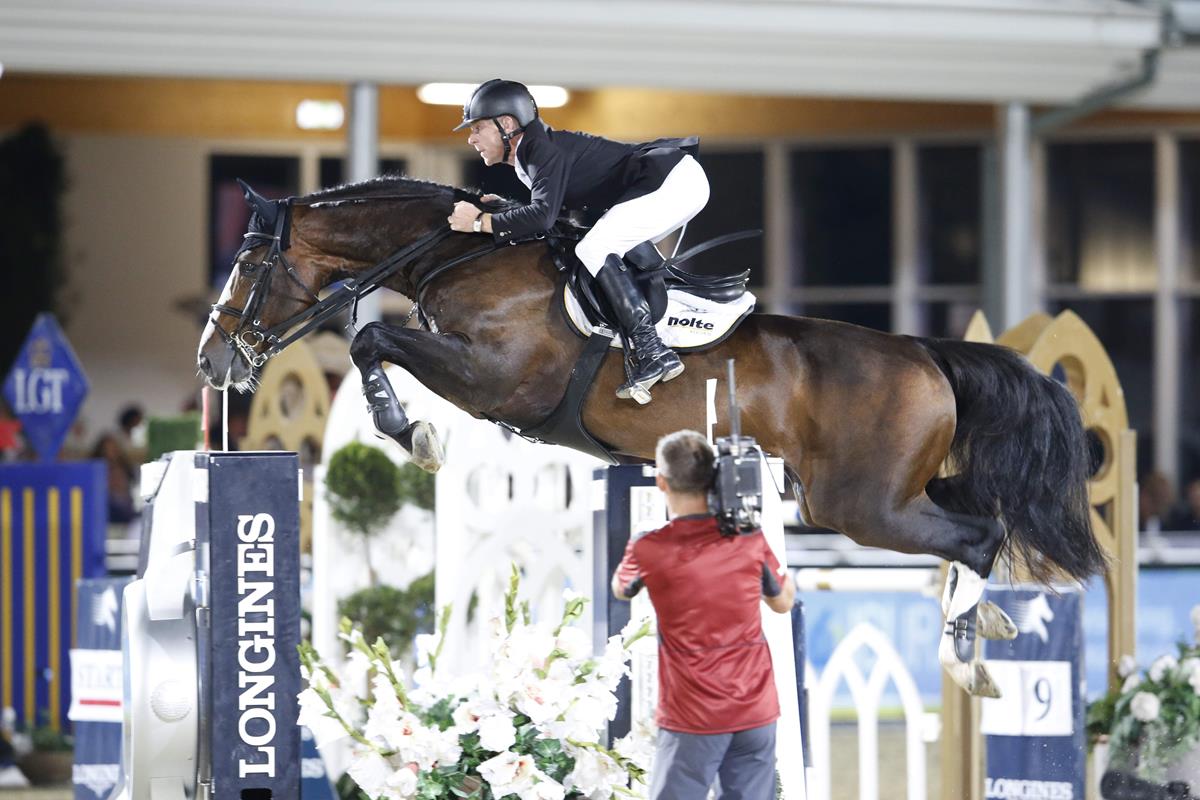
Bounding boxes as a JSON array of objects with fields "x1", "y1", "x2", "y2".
[{"x1": 199, "y1": 354, "x2": 212, "y2": 373}]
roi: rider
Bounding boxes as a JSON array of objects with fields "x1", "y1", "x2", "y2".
[{"x1": 447, "y1": 78, "x2": 710, "y2": 404}]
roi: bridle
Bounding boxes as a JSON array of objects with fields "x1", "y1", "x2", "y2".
[
  {"x1": 209, "y1": 199, "x2": 317, "y2": 368},
  {"x1": 208, "y1": 193, "x2": 496, "y2": 369}
]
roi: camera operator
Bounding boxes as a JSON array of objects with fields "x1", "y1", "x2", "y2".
[{"x1": 612, "y1": 429, "x2": 795, "y2": 800}]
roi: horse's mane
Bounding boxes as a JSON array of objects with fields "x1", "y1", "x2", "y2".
[
  {"x1": 298, "y1": 173, "x2": 516, "y2": 212},
  {"x1": 299, "y1": 174, "x2": 453, "y2": 206}
]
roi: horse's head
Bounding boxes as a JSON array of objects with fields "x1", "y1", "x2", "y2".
[
  {"x1": 197, "y1": 180, "x2": 324, "y2": 390},
  {"x1": 198, "y1": 175, "x2": 479, "y2": 390}
]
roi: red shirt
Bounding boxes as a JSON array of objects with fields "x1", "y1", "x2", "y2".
[{"x1": 615, "y1": 514, "x2": 783, "y2": 734}]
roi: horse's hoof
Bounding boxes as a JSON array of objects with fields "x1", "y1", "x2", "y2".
[
  {"x1": 970, "y1": 662, "x2": 1002, "y2": 698},
  {"x1": 408, "y1": 421, "x2": 444, "y2": 473},
  {"x1": 978, "y1": 601, "x2": 1018, "y2": 640},
  {"x1": 940, "y1": 656, "x2": 1003, "y2": 698}
]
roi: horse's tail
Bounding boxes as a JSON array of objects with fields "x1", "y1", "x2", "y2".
[{"x1": 918, "y1": 337, "x2": 1107, "y2": 584}]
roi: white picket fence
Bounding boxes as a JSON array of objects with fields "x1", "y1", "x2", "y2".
[{"x1": 801, "y1": 568, "x2": 940, "y2": 800}]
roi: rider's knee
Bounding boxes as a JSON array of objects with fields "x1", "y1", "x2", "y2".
[{"x1": 574, "y1": 237, "x2": 610, "y2": 276}]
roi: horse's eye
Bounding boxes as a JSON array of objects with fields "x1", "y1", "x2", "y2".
[{"x1": 238, "y1": 261, "x2": 259, "y2": 277}]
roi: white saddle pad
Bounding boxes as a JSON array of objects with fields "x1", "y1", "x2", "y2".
[{"x1": 563, "y1": 283, "x2": 757, "y2": 351}]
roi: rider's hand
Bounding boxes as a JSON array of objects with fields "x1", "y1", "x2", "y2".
[
  {"x1": 480, "y1": 194, "x2": 502, "y2": 204},
  {"x1": 448, "y1": 201, "x2": 483, "y2": 233}
]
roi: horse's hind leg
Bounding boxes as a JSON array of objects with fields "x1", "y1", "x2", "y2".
[
  {"x1": 823, "y1": 482, "x2": 1009, "y2": 697},
  {"x1": 880, "y1": 497, "x2": 1009, "y2": 697}
]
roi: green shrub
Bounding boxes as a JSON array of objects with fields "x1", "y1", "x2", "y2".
[
  {"x1": 325, "y1": 442, "x2": 405, "y2": 584},
  {"x1": 336, "y1": 572, "x2": 436, "y2": 660}
]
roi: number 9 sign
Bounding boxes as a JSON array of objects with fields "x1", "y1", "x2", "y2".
[{"x1": 981, "y1": 661, "x2": 1073, "y2": 737}]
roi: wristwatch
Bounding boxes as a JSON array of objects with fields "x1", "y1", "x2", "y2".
[{"x1": 472, "y1": 212, "x2": 484, "y2": 234}]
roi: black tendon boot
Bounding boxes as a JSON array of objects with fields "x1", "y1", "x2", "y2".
[
  {"x1": 362, "y1": 365, "x2": 415, "y2": 449},
  {"x1": 595, "y1": 255, "x2": 684, "y2": 404}
]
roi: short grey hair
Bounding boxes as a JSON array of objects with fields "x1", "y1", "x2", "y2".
[{"x1": 655, "y1": 430, "x2": 715, "y2": 494}]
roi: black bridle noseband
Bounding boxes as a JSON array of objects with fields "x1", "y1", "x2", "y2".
[{"x1": 208, "y1": 193, "x2": 495, "y2": 369}]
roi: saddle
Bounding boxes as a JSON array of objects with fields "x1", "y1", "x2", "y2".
[
  {"x1": 468, "y1": 198, "x2": 759, "y2": 464},
  {"x1": 546, "y1": 224, "x2": 754, "y2": 331}
]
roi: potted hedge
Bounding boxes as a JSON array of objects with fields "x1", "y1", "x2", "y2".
[
  {"x1": 17, "y1": 716, "x2": 73, "y2": 786},
  {"x1": 324, "y1": 442, "x2": 409, "y2": 586}
]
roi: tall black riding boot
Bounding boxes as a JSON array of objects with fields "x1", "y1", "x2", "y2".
[
  {"x1": 362, "y1": 364, "x2": 415, "y2": 449},
  {"x1": 595, "y1": 255, "x2": 684, "y2": 404}
]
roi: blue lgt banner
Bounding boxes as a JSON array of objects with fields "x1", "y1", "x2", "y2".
[
  {"x1": 981, "y1": 587, "x2": 1085, "y2": 800},
  {"x1": 2, "y1": 313, "x2": 89, "y2": 461}
]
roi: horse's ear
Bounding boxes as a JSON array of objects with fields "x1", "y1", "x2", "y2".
[{"x1": 237, "y1": 178, "x2": 278, "y2": 226}]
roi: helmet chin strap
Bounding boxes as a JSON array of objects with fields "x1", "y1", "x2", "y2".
[{"x1": 492, "y1": 117, "x2": 523, "y2": 163}]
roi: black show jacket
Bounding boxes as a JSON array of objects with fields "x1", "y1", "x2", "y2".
[{"x1": 489, "y1": 120, "x2": 700, "y2": 243}]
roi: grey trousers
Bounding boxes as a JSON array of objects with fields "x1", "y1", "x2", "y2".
[{"x1": 649, "y1": 722, "x2": 777, "y2": 800}]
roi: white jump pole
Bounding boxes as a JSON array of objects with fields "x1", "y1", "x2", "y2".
[{"x1": 708, "y1": 369, "x2": 807, "y2": 800}]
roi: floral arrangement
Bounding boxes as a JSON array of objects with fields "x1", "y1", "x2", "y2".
[
  {"x1": 298, "y1": 567, "x2": 655, "y2": 800},
  {"x1": 1088, "y1": 604, "x2": 1200, "y2": 782}
]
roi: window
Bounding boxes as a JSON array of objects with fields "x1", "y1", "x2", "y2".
[
  {"x1": 1182, "y1": 140, "x2": 1200, "y2": 286},
  {"x1": 460, "y1": 158, "x2": 531, "y2": 202},
  {"x1": 919, "y1": 145, "x2": 982, "y2": 285},
  {"x1": 790, "y1": 147, "x2": 892, "y2": 287},
  {"x1": 318, "y1": 157, "x2": 409, "y2": 190},
  {"x1": 1046, "y1": 142, "x2": 1155, "y2": 291},
  {"x1": 459, "y1": 150, "x2": 766, "y2": 283},
  {"x1": 1049, "y1": 299, "x2": 1155, "y2": 476},
  {"x1": 208, "y1": 155, "x2": 299, "y2": 291},
  {"x1": 686, "y1": 151, "x2": 765, "y2": 283},
  {"x1": 1180, "y1": 301, "x2": 1200, "y2": 487},
  {"x1": 802, "y1": 303, "x2": 891, "y2": 333},
  {"x1": 920, "y1": 301, "x2": 981, "y2": 339}
]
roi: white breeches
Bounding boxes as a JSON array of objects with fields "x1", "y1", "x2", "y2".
[{"x1": 574, "y1": 155, "x2": 710, "y2": 276}]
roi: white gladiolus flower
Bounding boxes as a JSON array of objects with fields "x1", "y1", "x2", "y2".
[
  {"x1": 375, "y1": 711, "x2": 425, "y2": 759},
  {"x1": 346, "y1": 750, "x2": 395, "y2": 800},
  {"x1": 514, "y1": 675, "x2": 573, "y2": 725},
  {"x1": 614, "y1": 724, "x2": 657, "y2": 773},
  {"x1": 504, "y1": 625, "x2": 558, "y2": 671},
  {"x1": 1123, "y1": 674, "x2": 1142, "y2": 693},
  {"x1": 565, "y1": 747, "x2": 625, "y2": 800},
  {"x1": 555, "y1": 626, "x2": 591, "y2": 662},
  {"x1": 1149, "y1": 654, "x2": 1177, "y2": 683},
  {"x1": 408, "y1": 666, "x2": 454, "y2": 710},
  {"x1": 477, "y1": 713, "x2": 517, "y2": 753},
  {"x1": 1183, "y1": 657, "x2": 1200, "y2": 693},
  {"x1": 414, "y1": 633, "x2": 438, "y2": 668},
  {"x1": 479, "y1": 751, "x2": 538, "y2": 798},
  {"x1": 343, "y1": 650, "x2": 373, "y2": 691},
  {"x1": 387, "y1": 766, "x2": 419, "y2": 798},
  {"x1": 296, "y1": 686, "x2": 350, "y2": 748},
  {"x1": 565, "y1": 693, "x2": 616, "y2": 733},
  {"x1": 428, "y1": 728, "x2": 463, "y2": 769},
  {"x1": 524, "y1": 776, "x2": 567, "y2": 800},
  {"x1": 305, "y1": 570, "x2": 644, "y2": 800},
  {"x1": 1117, "y1": 654, "x2": 1138, "y2": 678},
  {"x1": 1131, "y1": 691, "x2": 1161, "y2": 722}
]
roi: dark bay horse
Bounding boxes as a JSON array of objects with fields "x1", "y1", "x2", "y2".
[{"x1": 197, "y1": 176, "x2": 1107, "y2": 696}]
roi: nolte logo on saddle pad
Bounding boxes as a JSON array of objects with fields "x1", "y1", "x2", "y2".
[{"x1": 667, "y1": 316, "x2": 715, "y2": 330}]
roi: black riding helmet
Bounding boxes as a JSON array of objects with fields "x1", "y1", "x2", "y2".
[{"x1": 453, "y1": 79, "x2": 539, "y2": 162}]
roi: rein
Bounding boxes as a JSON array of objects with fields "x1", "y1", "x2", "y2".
[{"x1": 209, "y1": 196, "x2": 497, "y2": 368}]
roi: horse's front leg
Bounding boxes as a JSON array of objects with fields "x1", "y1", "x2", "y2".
[{"x1": 349, "y1": 322, "x2": 476, "y2": 473}]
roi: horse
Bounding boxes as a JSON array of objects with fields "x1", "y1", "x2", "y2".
[{"x1": 197, "y1": 175, "x2": 1107, "y2": 697}]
